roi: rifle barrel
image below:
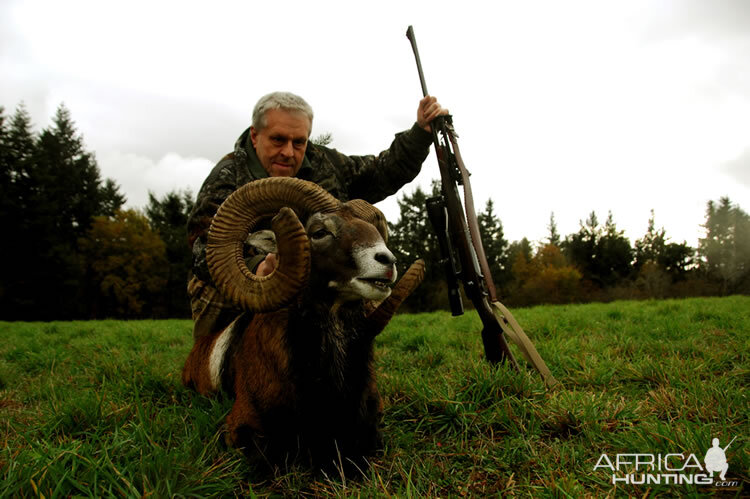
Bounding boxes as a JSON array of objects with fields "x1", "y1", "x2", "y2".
[
  {"x1": 723, "y1": 436, "x2": 737, "y2": 451},
  {"x1": 406, "y1": 26, "x2": 429, "y2": 98}
]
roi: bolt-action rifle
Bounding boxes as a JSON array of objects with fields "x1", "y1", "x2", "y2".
[{"x1": 406, "y1": 26, "x2": 558, "y2": 388}]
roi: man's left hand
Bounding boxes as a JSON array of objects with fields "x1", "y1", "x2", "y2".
[
  {"x1": 256, "y1": 253, "x2": 277, "y2": 277},
  {"x1": 417, "y1": 95, "x2": 449, "y2": 133}
]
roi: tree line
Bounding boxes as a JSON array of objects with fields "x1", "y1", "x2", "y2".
[
  {"x1": 1, "y1": 103, "x2": 193, "y2": 320},
  {"x1": 1, "y1": 103, "x2": 748, "y2": 320},
  {"x1": 388, "y1": 183, "x2": 750, "y2": 311}
]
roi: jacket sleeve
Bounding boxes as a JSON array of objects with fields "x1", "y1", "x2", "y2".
[
  {"x1": 326, "y1": 123, "x2": 433, "y2": 204},
  {"x1": 187, "y1": 155, "x2": 239, "y2": 284}
]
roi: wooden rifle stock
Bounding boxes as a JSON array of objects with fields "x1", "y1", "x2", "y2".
[{"x1": 405, "y1": 26, "x2": 559, "y2": 388}]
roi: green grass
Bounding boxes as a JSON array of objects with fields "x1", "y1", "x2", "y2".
[{"x1": 1, "y1": 296, "x2": 748, "y2": 497}]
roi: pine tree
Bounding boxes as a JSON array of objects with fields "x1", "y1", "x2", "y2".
[
  {"x1": 386, "y1": 182, "x2": 446, "y2": 310},
  {"x1": 634, "y1": 210, "x2": 666, "y2": 271},
  {"x1": 146, "y1": 189, "x2": 195, "y2": 317},
  {"x1": 477, "y1": 199, "x2": 508, "y2": 289},
  {"x1": 562, "y1": 211, "x2": 600, "y2": 284},
  {"x1": 100, "y1": 178, "x2": 127, "y2": 217},
  {"x1": 1, "y1": 102, "x2": 127, "y2": 319},
  {"x1": 1, "y1": 104, "x2": 37, "y2": 211},
  {"x1": 661, "y1": 241, "x2": 693, "y2": 278},
  {"x1": 0, "y1": 107, "x2": 9, "y2": 309},
  {"x1": 699, "y1": 197, "x2": 750, "y2": 294},
  {"x1": 634, "y1": 210, "x2": 693, "y2": 284},
  {"x1": 0, "y1": 104, "x2": 46, "y2": 318},
  {"x1": 35, "y1": 104, "x2": 108, "y2": 240},
  {"x1": 595, "y1": 211, "x2": 632, "y2": 287},
  {"x1": 547, "y1": 212, "x2": 561, "y2": 247},
  {"x1": 563, "y1": 211, "x2": 632, "y2": 288}
]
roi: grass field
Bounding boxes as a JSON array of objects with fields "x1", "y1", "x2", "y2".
[{"x1": 1, "y1": 296, "x2": 748, "y2": 497}]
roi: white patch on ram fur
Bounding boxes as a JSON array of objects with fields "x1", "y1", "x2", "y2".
[{"x1": 209, "y1": 320, "x2": 237, "y2": 391}]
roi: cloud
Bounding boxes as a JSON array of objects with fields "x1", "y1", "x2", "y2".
[
  {"x1": 722, "y1": 148, "x2": 750, "y2": 188},
  {"x1": 98, "y1": 151, "x2": 214, "y2": 210},
  {"x1": 3, "y1": 0, "x2": 749, "y2": 250},
  {"x1": 637, "y1": 1, "x2": 750, "y2": 102},
  {"x1": 55, "y1": 83, "x2": 248, "y2": 162},
  {"x1": 642, "y1": 0, "x2": 750, "y2": 42}
]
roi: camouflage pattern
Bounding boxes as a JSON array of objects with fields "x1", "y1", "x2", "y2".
[
  {"x1": 188, "y1": 123, "x2": 432, "y2": 286},
  {"x1": 187, "y1": 275, "x2": 246, "y2": 340},
  {"x1": 186, "y1": 123, "x2": 432, "y2": 339}
]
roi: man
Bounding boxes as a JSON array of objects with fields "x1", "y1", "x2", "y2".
[
  {"x1": 187, "y1": 91, "x2": 447, "y2": 340},
  {"x1": 704, "y1": 438, "x2": 730, "y2": 481}
]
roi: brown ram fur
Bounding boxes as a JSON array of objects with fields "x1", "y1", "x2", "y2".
[{"x1": 182, "y1": 184, "x2": 423, "y2": 470}]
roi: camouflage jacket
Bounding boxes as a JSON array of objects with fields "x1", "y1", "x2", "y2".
[{"x1": 187, "y1": 123, "x2": 433, "y2": 285}]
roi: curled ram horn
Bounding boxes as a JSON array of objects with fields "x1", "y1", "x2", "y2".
[
  {"x1": 207, "y1": 177, "x2": 340, "y2": 313},
  {"x1": 365, "y1": 259, "x2": 425, "y2": 333}
]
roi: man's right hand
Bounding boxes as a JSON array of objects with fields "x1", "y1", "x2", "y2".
[
  {"x1": 256, "y1": 253, "x2": 277, "y2": 276},
  {"x1": 417, "y1": 95, "x2": 449, "y2": 133}
]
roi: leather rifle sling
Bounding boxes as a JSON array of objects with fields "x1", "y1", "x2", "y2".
[
  {"x1": 448, "y1": 128, "x2": 560, "y2": 390},
  {"x1": 492, "y1": 301, "x2": 560, "y2": 389},
  {"x1": 445, "y1": 125, "x2": 498, "y2": 302}
]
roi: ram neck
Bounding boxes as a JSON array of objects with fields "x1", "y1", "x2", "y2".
[{"x1": 287, "y1": 297, "x2": 372, "y2": 395}]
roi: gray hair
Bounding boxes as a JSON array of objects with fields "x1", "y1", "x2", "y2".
[{"x1": 251, "y1": 92, "x2": 314, "y2": 134}]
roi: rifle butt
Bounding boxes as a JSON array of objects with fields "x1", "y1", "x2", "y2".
[{"x1": 481, "y1": 318, "x2": 519, "y2": 367}]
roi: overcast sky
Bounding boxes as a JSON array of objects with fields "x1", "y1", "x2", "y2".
[{"x1": 2, "y1": 0, "x2": 749, "y2": 248}]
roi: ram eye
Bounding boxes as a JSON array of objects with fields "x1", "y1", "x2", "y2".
[{"x1": 310, "y1": 229, "x2": 331, "y2": 240}]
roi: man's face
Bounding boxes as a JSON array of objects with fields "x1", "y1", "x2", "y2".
[{"x1": 250, "y1": 109, "x2": 310, "y2": 177}]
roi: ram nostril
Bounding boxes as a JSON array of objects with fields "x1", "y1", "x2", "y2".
[{"x1": 375, "y1": 251, "x2": 396, "y2": 265}]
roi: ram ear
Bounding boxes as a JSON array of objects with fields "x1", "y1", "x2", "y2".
[{"x1": 207, "y1": 177, "x2": 340, "y2": 312}]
